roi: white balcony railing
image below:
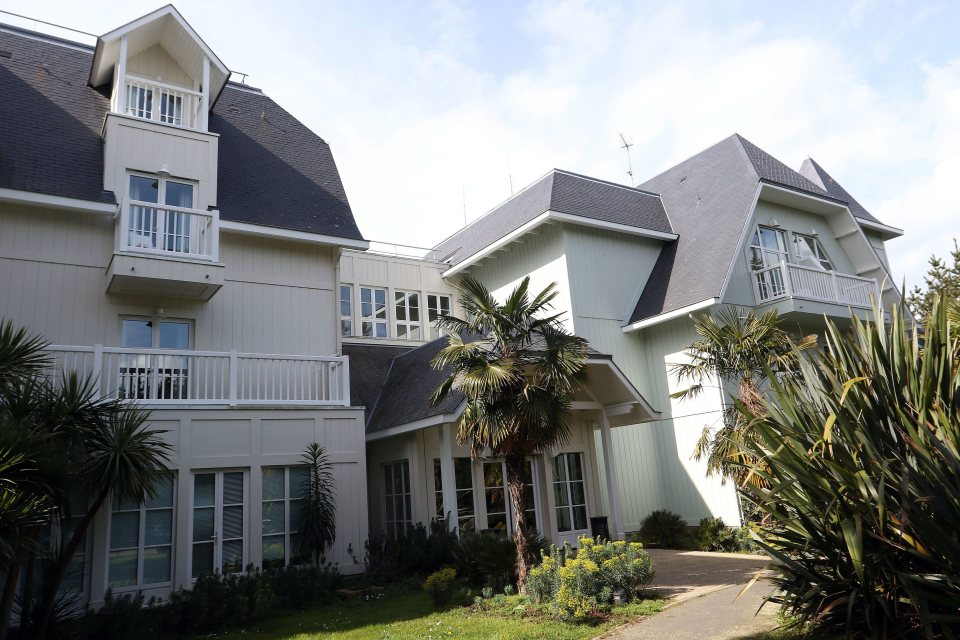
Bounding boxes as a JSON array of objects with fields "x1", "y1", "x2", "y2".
[
  {"x1": 118, "y1": 199, "x2": 219, "y2": 261},
  {"x1": 753, "y1": 261, "x2": 878, "y2": 308},
  {"x1": 45, "y1": 346, "x2": 351, "y2": 407},
  {"x1": 120, "y1": 76, "x2": 204, "y2": 130}
]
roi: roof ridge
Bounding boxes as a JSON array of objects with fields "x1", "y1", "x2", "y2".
[
  {"x1": 552, "y1": 168, "x2": 661, "y2": 197},
  {"x1": 363, "y1": 351, "x2": 399, "y2": 427},
  {"x1": 0, "y1": 22, "x2": 94, "y2": 52}
]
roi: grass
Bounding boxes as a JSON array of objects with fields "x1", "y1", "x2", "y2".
[{"x1": 208, "y1": 586, "x2": 664, "y2": 640}]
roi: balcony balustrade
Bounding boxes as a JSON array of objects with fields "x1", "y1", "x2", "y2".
[{"x1": 752, "y1": 260, "x2": 878, "y2": 308}]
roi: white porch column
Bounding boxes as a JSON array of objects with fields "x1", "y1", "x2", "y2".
[
  {"x1": 599, "y1": 410, "x2": 625, "y2": 540},
  {"x1": 439, "y1": 423, "x2": 458, "y2": 532}
]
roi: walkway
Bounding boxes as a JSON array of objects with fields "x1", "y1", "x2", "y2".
[{"x1": 603, "y1": 549, "x2": 779, "y2": 640}]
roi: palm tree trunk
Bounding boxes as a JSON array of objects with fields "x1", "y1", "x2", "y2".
[
  {"x1": 0, "y1": 559, "x2": 21, "y2": 640},
  {"x1": 35, "y1": 490, "x2": 107, "y2": 639},
  {"x1": 504, "y1": 455, "x2": 530, "y2": 593}
]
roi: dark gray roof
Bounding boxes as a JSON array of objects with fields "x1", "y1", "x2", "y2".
[
  {"x1": 628, "y1": 134, "x2": 890, "y2": 324},
  {"x1": 0, "y1": 24, "x2": 364, "y2": 241},
  {"x1": 342, "y1": 343, "x2": 413, "y2": 421},
  {"x1": 433, "y1": 169, "x2": 672, "y2": 266},
  {"x1": 798, "y1": 158, "x2": 882, "y2": 224},
  {"x1": 365, "y1": 338, "x2": 464, "y2": 435}
]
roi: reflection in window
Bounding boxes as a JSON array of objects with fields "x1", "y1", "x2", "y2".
[
  {"x1": 109, "y1": 474, "x2": 175, "y2": 588},
  {"x1": 792, "y1": 234, "x2": 834, "y2": 271},
  {"x1": 360, "y1": 287, "x2": 388, "y2": 338},
  {"x1": 262, "y1": 467, "x2": 309, "y2": 569}
]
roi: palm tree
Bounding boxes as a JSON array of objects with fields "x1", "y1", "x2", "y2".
[
  {"x1": 0, "y1": 320, "x2": 172, "y2": 638},
  {"x1": 671, "y1": 307, "x2": 815, "y2": 486},
  {"x1": 431, "y1": 276, "x2": 587, "y2": 591},
  {"x1": 297, "y1": 443, "x2": 337, "y2": 566}
]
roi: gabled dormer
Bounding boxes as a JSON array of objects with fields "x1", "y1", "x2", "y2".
[{"x1": 90, "y1": 5, "x2": 230, "y2": 132}]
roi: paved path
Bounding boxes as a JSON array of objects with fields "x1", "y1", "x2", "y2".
[{"x1": 602, "y1": 550, "x2": 779, "y2": 640}]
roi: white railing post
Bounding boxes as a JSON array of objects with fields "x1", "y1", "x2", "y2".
[
  {"x1": 210, "y1": 210, "x2": 220, "y2": 262},
  {"x1": 780, "y1": 259, "x2": 792, "y2": 297},
  {"x1": 116, "y1": 37, "x2": 128, "y2": 115},
  {"x1": 201, "y1": 57, "x2": 211, "y2": 131},
  {"x1": 229, "y1": 350, "x2": 239, "y2": 407},
  {"x1": 118, "y1": 199, "x2": 130, "y2": 252},
  {"x1": 340, "y1": 356, "x2": 350, "y2": 406},
  {"x1": 92, "y1": 344, "x2": 103, "y2": 400},
  {"x1": 751, "y1": 270, "x2": 763, "y2": 304},
  {"x1": 830, "y1": 270, "x2": 840, "y2": 303}
]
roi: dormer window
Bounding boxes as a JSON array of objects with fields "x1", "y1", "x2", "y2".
[{"x1": 792, "y1": 233, "x2": 834, "y2": 271}]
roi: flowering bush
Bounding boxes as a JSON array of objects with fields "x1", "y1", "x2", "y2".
[
  {"x1": 424, "y1": 567, "x2": 458, "y2": 607},
  {"x1": 527, "y1": 537, "x2": 654, "y2": 620}
]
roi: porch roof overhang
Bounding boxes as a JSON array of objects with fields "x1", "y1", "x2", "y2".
[{"x1": 364, "y1": 355, "x2": 659, "y2": 442}]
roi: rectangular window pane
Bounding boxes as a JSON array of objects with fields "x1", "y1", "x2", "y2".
[
  {"x1": 144, "y1": 509, "x2": 172, "y2": 547},
  {"x1": 164, "y1": 181, "x2": 194, "y2": 208},
  {"x1": 289, "y1": 467, "x2": 310, "y2": 499},
  {"x1": 193, "y1": 507, "x2": 214, "y2": 542},
  {"x1": 145, "y1": 475, "x2": 174, "y2": 509},
  {"x1": 192, "y1": 542, "x2": 213, "y2": 578},
  {"x1": 262, "y1": 468, "x2": 285, "y2": 501},
  {"x1": 221, "y1": 540, "x2": 243, "y2": 574},
  {"x1": 110, "y1": 511, "x2": 140, "y2": 549},
  {"x1": 121, "y1": 319, "x2": 153, "y2": 349},
  {"x1": 129, "y1": 175, "x2": 159, "y2": 203},
  {"x1": 142, "y1": 546, "x2": 171, "y2": 584},
  {"x1": 262, "y1": 501, "x2": 285, "y2": 535},
  {"x1": 108, "y1": 549, "x2": 138, "y2": 588},
  {"x1": 158, "y1": 322, "x2": 190, "y2": 350},
  {"x1": 194, "y1": 474, "x2": 215, "y2": 507},
  {"x1": 262, "y1": 535, "x2": 285, "y2": 570}
]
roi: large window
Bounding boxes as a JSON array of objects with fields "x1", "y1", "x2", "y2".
[
  {"x1": 109, "y1": 474, "x2": 175, "y2": 589},
  {"x1": 119, "y1": 318, "x2": 191, "y2": 400},
  {"x1": 360, "y1": 287, "x2": 388, "y2": 338},
  {"x1": 792, "y1": 234, "x2": 834, "y2": 271},
  {"x1": 432, "y1": 457, "x2": 476, "y2": 533},
  {"x1": 394, "y1": 291, "x2": 422, "y2": 340},
  {"x1": 427, "y1": 294, "x2": 451, "y2": 340},
  {"x1": 192, "y1": 471, "x2": 245, "y2": 578},
  {"x1": 749, "y1": 226, "x2": 788, "y2": 299},
  {"x1": 383, "y1": 461, "x2": 412, "y2": 538},
  {"x1": 483, "y1": 462, "x2": 508, "y2": 533},
  {"x1": 128, "y1": 174, "x2": 196, "y2": 254},
  {"x1": 340, "y1": 285, "x2": 353, "y2": 336},
  {"x1": 552, "y1": 453, "x2": 588, "y2": 533},
  {"x1": 262, "y1": 467, "x2": 309, "y2": 569}
]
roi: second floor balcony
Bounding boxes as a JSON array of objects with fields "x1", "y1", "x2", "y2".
[
  {"x1": 46, "y1": 345, "x2": 351, "y2": 408},
  {"x1": 752, "y1": 260, "x2": 879, "y2": 308},
  {"x1": 117, "y1": 76, "x2": 205, "y2": 131}
]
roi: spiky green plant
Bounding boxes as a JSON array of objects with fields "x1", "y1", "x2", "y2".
[
  {"x1": 671, "y1": 307, "x2": 816, "y2": 486},
  {"x1": 431, "y1": 276, "x2": 588, "y2": 591},
  {"x1": 739, "y1": 297, "x2": 960, "y2": 638},
  {"x1": 297, "y1": 442, "x2": 337, "y2": 565}
]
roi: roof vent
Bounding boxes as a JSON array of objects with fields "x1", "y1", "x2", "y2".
[
  {"x1": 228, "y1": 105, "x2": 240, "y2": 113},
  {"x1": 0, "y1": 50, "x2": 12, "y2": 60}
]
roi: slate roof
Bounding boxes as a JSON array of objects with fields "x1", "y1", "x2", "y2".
[
  {"x1": 342, "y1": 343, "x2": 414, "y2": 421},
  {"x1": 364, "y1": 338, "x2": 465, "y2": 435},
  {"x1": 432, "y1": 169, "x2": 672, "y2": 266},
  {"x1": 0, "y1": 24, "x2": 364, "y2": 241},
  {"x1": 799, "y1": 157, "x2": 883, "y2": 225},
  {"x1": 627, "y1": 134, "x2": 890, "y2": 324}
]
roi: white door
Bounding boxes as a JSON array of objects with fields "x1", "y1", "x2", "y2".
[
  {"x1": 192, "y1": 471, "x2": 246, "y2": 578},
  {"x1": 551, "y1": 452, "x2": 589, "y2": 546}
]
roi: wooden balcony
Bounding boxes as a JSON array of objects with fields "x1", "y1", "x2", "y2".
[
  {"x1": 113, "y1": 75, "x2": 205, "y2": 131},
  {"x1": 752, "y1": 261, "x2": 878, "y2": 308},
  {"x1": 46, "y1": 346, "x2": 351, "y2": 407}
]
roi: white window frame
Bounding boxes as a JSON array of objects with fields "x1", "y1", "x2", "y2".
[
  {"x1": 120, "y1": 315, "x2": 194, "y2": 350},
  {"x1": 791, "y1": 232, "x2": 834, "y2": 271},
  {"x1": 394, "y1": 290, "x2": 422, "y2": 340},
  {"x1": 261, "y1": 466, "x2": 309, "y2": 569},
  {"x1": 107, "y1": 474, "x2": 176, "y2": 591},
  {"x1": 383, "y1": 460, "x2": 412, "y2": 538},
  {"x1": 552, "y1": 452, "x2": 589, "y2": 534},
  {"x1": 339, "y1": 284, "x2": 354, "y2": 337},
  {"x1": 190, "y1": 470, "x2": 248, "y2": 579},
  {"x1": 359, "y1": 286, "x2": 389, "y2": 338},
  {"x1": 126, "y1": 172, "x2": 199, "y2": 255},
  {"x1": 427, "y1": 294, "x2": 452, "y2": 340},
  {"x1": 480, "y1": 459, "x2": 540, "y2": 535}
]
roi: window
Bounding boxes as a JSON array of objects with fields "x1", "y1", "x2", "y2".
[
  {"x1": 432, "y1": 459, "x2": 444, "y2": 520},
  {"x1": 792, "y1": 234, "x2": 834, "y2": 271},
  {"x1": 520, "y1": 461, "x2": 538, "y2": 532},
  {"x1": 552, "y1": 453, "x2": 588, "y2": 533},
  {"x1": 128, "y1": 174, "x2": 197, "y2": 254},
  {"x1": 109, "y1": 474, "x2": 175, "y2": 589},
  {"x1": 262, "y1": 467, "x2": 309, "y2": 569},
  {"x1": 125, "y1": 81, "x2": 184, "y2": 126},
  {"x1": 383, "y1": 461, "x2": 412, "y2": 538},
  {"x1": 119, "y1": 318, "x2": 192, "y2": 400},
  {"x1": 31, "y1": 490, "x2": 88, "y2": 595},
  {"x1": 454, "y1": 458, "x2": 476, "y2": 532},
  {"x1": 427, "y1": 295, "x2": 452, "y2": 340},
  {"x1": 749, "y1": 226, "x2": 788, "y2": 299},
  {"x1": 192, "y1": 471, "x2": 245, "y2": 578},
  {"x1": 360, "y1": 287, "x2": 388, "y2": 338},
  {"x1": 340, "y1": 285, "x2": 353, "y2": 336},
  {"x1": 394, "y1": 291, "x2": 421, "y2": 340},
  {"x1": 483, "y1": 462, "x2": 508, "y2": 533}
]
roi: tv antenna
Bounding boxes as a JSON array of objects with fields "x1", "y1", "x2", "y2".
[{"x1": 619, "y1": 133, "x2": 635, "y2": 186}]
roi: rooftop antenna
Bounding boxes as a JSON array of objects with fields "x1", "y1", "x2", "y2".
[
  {"x1": 619, "y1": 133, "x2": 635, "y2": 186},
  {"x1": 506, "y1": 150, "x2": 514, "y2": 195},
  {"x1": 461, "y1": 181, "x2": 468, "y2": 227}
]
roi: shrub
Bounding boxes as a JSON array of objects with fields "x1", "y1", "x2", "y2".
[
  {"x1": 423, "y1": 567, "x2": 458, "y2": 607},
  {"x1": 740, "y1": 300, "x2": 960, "y2": 638},
  {"x1": 638, "y1": 510, "x2": 690, "y2": 548},
  {"x1": 527, "y1": 537, "x2": 654, "y2": 621},
  {"x1": 696, "y1": 517, "x2": 753, "y2": 553},
  {"x1": 79, "y1": 590, "x2": 162, "y2": 640},
  {"x1": 453, "y1": 531, "x2": 516, "y2": 588},
  {"x1": 364, "y1": 517, "x2": 457, "y2": 580}
]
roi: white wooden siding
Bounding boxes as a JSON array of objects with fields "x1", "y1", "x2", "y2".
[{"x1": 126, "y1": 44, "x2": 195, "y2": 89}]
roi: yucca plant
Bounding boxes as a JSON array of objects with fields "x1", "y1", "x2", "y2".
[{"x1": 739, "y1": 297, "x2": 960, "y2": 638}]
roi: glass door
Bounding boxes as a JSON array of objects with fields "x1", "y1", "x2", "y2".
[
  {"x1": 749, "y1": 226, "x2": 788, "y2": 298},
  {"x1": 192, "y1": 471, "x2": 246, "y2": 578}
]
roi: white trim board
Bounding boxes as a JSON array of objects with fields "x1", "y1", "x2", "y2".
[
  {"x1": 219, "y1": 220, "x2": 370, "y2": 250},
  {"x1": 365, "y1": 403, "x2": 467, "y2": 442},
  {"x1": 0, "y1": 188, "x2": 118, "y2": 214},
  {"x1": 442, "y1": 210, "x2": 677, "y2": 278},
  {"x1": 622, "y1": 298, "x2": 719, "y2": 333}
]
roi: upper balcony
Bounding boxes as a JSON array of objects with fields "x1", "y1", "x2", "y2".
[
  {"x1": 113, "y1": 75, "x2": 205, "y2": 131},
  {"x1": 752, "y1": 260, "x2": 879, "y2": 308}
]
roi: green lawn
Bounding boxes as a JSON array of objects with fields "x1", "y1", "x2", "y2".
[{"x1": 210, "y1": 587, "x2": 664, "y2": 640}]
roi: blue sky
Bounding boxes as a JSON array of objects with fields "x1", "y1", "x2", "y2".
[{"x1": 5, "y1": 0, "x2": 959, "y2": 288}]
